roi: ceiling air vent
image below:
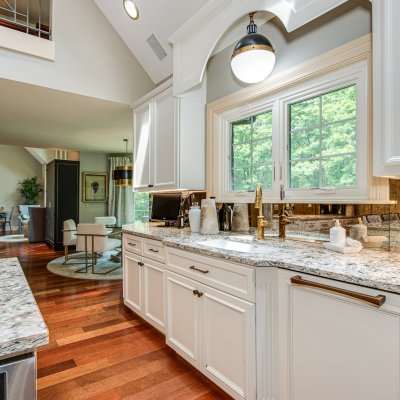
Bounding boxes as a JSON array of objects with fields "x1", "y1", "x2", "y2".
[{"x1": 147, "y1": 34, "x2": 167, "y2": 61}]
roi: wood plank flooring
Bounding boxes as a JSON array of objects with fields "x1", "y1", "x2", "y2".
[{"x1": 0, "y1": 236, "x2": 232, "y2": 400}]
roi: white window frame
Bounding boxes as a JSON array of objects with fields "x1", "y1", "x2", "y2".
[
  {"x1": 218, "y1": 97, "x2": 280, "y2": 203},
  {"x1": 280, "y1": 61, "x2": 369, "y2": 202},
  {"x1": 206, "y1": 36, "x2": 377, "y2": 203}
]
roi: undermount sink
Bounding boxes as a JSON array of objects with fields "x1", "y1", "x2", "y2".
[{"x1": 198, "y1": 239, "x2": 272, "y2": 254}]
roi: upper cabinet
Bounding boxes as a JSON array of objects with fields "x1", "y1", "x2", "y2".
[
  {"x1": 133, "y1": 80, "x2": 205, "y2": 192},
  {"x1": 373, "y1": 0, "x2": 400, "y2": 178}
]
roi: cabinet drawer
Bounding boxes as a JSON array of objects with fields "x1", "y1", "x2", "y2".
[
  {"x1": 123, "y1": 234, "x2": 143, "y2": 256},
  {"x1": 143, "y1": 238, "x2": 165, "y2": 263},
  {"x1": 166, "y1": 247, "x2": 255, "y2": 302}
]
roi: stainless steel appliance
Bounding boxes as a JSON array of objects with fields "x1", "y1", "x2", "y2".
[{"x1": 0, "y1": 352, "x2": 36, "y2": 400}]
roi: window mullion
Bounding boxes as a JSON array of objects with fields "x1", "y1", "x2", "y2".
[{"x1": 319, "y1": 95, "x2": 323, "y2": 188}]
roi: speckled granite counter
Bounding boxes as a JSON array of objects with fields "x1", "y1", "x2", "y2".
[
  {"x1": 123, "y1": 223, "x2": 400, "y2": 295},
  {"x1": 0, "y1": 258, "x2": 48, "y2": 358}
]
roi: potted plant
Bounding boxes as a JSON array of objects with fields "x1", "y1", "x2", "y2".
[{"x1": 17, "y1": 177, "x2": 43, "y2": 205}]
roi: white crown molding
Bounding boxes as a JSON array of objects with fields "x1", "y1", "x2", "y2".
[{"x1": 170, "y1": 0, "x2": 349, "y2": 96}]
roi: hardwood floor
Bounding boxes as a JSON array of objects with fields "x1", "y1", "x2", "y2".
[{"x1": 0, "y1": 236, "x2": 232, "y2": 400}]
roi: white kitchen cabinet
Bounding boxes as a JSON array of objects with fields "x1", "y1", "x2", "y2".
[
  {"x1": 123, "y1": 234, "x2": 165, "y2": 333},
  {"x1": 133, "y1": 79, "x2": 205, "y2": 191},
  {"x1": 277, "y1": 269, "x2": 400, "y2": 400},
  {"x1": 165, "y1": 270, "x2": 200, "y2": 367},
  {"x1": 373, "y1": 0, "x2": 400, "y2": 177},
  {"x1": 165, "y1": 249, "x2": 256, "y2": 400},
  {"x1": 123, "y1": 251, "x2": 143, "y2": 315},
  {"x1": 202, "y1": 283, "x2": 255, "y2": 400},
  {"x1": 142, "y1": 258, "x2": 165, "y2": 331},
  {"x1": 133, "y1": 101, "x2": 151, "y2": 190}
]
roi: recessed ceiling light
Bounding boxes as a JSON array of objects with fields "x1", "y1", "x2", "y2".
[{"x1": 123, "y1": 0, "x2": 139, "y2": 20}]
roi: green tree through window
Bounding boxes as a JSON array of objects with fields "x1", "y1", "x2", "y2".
[
  {"x1": 133, "y1": 192, "x2": 149, "y2": 222},
  {"x1": 289, "y1": 85, "x2": 357, "y2": 189},
  {"x1": 231, "y1": 111, "x2": 273, "y2": 190}
]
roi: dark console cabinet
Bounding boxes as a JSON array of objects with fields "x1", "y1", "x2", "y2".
[{"x1": 46, "y1": 160, "x2": 79, "y2": 250}]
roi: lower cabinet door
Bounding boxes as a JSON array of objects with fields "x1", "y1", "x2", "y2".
[
  {"x1": 123, "y1": 252, "x2": 143, "y2": 314},
  {"x1": 202, "y1": 285, "x2": 256, "y2": 400},
  {"x1": 165, "y1": 271, "x2": 200, "y2": 367},
  {"x1": 279, "y1": 270, "x2": 400, "y2": 400},
  {"x1": 143, "y1": 259, "x2": 165, "y2": 332}
]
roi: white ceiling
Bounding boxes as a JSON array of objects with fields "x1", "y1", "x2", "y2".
[
  {"x1": 0, "y1": 78, "x2": 133, "y2": 153},
  {"x1": 94, "y1": 0, "x2": 210, "y2": 84}
]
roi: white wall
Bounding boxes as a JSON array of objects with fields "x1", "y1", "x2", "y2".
[
  {"x1": 0, "y1": 0, "x2": 155, "y2": 105},
  {"x1": 0, "y1": 145, "x2": 43, "y2": 229},
  {"x1": 207, "y1": 2, "x2": 371, "y2": 103},
  {"x1": 79, "y1": 152, "x2": 108, "y2": 223}
]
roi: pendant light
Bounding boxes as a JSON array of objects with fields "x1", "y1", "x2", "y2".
[
  {"x1": 123, "y1": 0, "x2": 139, "y2": 20},
  {"x1": 112, "y1": 139, "x2": 133, "y2": 187},
  {"x1": 231, "y1": 12, "x2": 276, "y2": 84}
]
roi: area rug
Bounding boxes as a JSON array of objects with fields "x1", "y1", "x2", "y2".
[
  {"x1": 0, "y1": 234, "x2": 29, "y2": 243},
  {"x1": 47, "y1": 251, "x2": 122, "y2": 280}
]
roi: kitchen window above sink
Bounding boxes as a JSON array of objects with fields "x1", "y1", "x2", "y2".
[{"x1": 207, "y1": 35, "x2": 390, "y2": 204}]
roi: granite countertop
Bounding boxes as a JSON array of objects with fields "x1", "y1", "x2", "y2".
[
  {"x1": 123, "y1": 223, "x2": 400, "y2": 295},
  {"x1": 0, "y1": 258, "x2": 48, "y2": 358}
]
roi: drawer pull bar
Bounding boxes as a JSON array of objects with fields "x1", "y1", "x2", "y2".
[
  {"x1": 190, "y1": 266, "x2": 209, "y2": 274},
  {"x1": 148, "y1": 248, "x2": 159, "y2": 253},
  {"x1": 290, "y1": 275, "x2": 386, "y2": 307},
  {"x1": 128, "y1": 242, "x2": 136, "y2": 246}
]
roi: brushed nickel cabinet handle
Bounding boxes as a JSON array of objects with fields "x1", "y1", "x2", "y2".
[
  {"x1": 190, "y1": 265, "x2": 209, "y2": 274},
  {"x1": 290, "y1": 275, "x2": 386, "y2": 307},
  {"x1": 148, "y1": 248, "x2": 159, "y2": 253}
]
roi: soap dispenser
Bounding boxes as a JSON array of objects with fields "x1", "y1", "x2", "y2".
[{"x1": 330, "y1": 219, "x2": 346, "y2": 246}]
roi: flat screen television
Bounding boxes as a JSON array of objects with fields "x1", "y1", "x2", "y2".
[{"x1": 150, "y1": 193, "x2": 181, "y2": 225}]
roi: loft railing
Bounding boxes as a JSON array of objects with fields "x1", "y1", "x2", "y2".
[{"x1": 0, "y1": 0, "x2": 51, "y2": 39}]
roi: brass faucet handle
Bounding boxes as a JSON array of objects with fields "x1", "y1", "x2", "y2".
[
  {"x1": 260, "y1": 219, "x2": 270, "y2": 228},
  {"x1": 255, "y1": 184, "x2": 263, "y2": 209}
]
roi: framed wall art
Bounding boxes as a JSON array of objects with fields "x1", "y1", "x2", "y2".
[{"x1": 82, "y1": 173, "x2": 108, "y2": 203}]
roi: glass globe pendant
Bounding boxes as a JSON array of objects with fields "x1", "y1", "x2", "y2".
[{"x1": 231, "y1": 13, "x2": 276, "y2": 84}]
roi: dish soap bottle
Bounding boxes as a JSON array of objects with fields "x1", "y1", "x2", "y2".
[{"x1": 330, "y1": 219, "x2": 346, "y2": 247}]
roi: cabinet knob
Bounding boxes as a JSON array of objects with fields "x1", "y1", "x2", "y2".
[
  {"x1": 148, "y1": 184, "x2": 154, "y2": 188},
  {"x1": 138, "y1": 262, "x2": 144, "y2": 266},
  {"x1": 192, "y1": 289, "x2": 203, "y2": 298}
]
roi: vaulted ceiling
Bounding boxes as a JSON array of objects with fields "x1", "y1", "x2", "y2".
[{"x1": 94, "y1": 0, "x2": 210, "y2": 84}]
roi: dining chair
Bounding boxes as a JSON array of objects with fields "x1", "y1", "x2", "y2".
[
  {"x1": 63, "y1": 219, "x2": 77, "y2": 263},
  {"x1": 76, "y1": 223, "x2": 121, "y2": 274},
  {"x1": 2, "y1": 207, "x2": 14, "y2": 233}
]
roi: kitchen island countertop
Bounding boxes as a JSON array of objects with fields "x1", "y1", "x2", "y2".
[
  {"x1": 123, "y1": 223, "x2": 400, "y2": 295},
  {"x1": 0, "y1": 257, "x2": 48, "y2": 358}
]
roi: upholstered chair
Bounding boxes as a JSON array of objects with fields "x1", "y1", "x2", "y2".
[{"x1": 63, "y1": 219, "x2": 77, "y2": 263}]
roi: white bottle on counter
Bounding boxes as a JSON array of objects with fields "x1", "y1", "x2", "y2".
[
  {"x1": 330, "y1": 219, "x2": 346, "y2": 247},
  {"x1": 188, "y1": 203, "x2": 201, "y2": 233}
]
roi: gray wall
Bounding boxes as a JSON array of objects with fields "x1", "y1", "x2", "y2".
[
  {"x1": 79, "y1": 152, "x2": 109, "y2": 223},
  {"x1": 0, "y1": 145, "x2": 43, "y2": 229},
  {"x1": 206, "y1": 0, "x2": 371, "y2": 103}
]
